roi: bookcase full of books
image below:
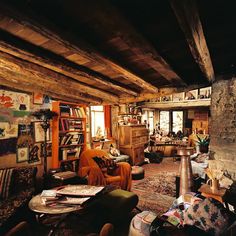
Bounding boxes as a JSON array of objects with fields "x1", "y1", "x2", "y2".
[{"x1": 52, "y1": 101, "x2": 86, "y2": 172}]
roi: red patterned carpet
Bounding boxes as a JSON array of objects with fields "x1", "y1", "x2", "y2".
[{"x1": 131, "y1": 158, "x2": 180, "y2": 216}]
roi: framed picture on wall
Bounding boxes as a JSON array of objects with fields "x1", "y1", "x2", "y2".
[
  {"x1": 33, "y1": 121, "x2": 50, "y2": 143},
  {"x1": 185, "y1": 89, "x2": 198, "y2": 100},
  {"x1": 33, "y1": 92, "x2": 44, "y2": 105},
  {"x1": 16, "y1": 146, "x2": 29, "y2": 163},
  {"x1": 40, "y1": 142, "x2": 52, "y2": 157}
]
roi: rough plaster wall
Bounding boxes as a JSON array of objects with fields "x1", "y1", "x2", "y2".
[{"x1": 211, "y1": 77, "x2": 236, "y2": 180}]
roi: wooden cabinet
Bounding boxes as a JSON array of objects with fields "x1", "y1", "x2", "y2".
[
  {"x1": 192, "y1": 110, "x2": 209, "y2": 134},
  {"x1": 118, "y1": 125, "x2": 149, "y2": 165},
  {"x1": 52, "y1": 101, "x2": 86, "y2": 171}
]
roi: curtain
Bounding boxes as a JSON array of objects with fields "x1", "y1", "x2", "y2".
[{"x1": 104, "y1": 105, "x2": 111, "y2": 138}]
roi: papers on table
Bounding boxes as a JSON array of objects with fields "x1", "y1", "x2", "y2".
[
  {"x1": 40, "y1": 185, "x2": 104, "y2": 206},
  {"x1": 56, "y1": 185, "x2": 104, "y2": 197},
  {"x1": 57, "y1": 197, "x2": 90, "y2": 205}
]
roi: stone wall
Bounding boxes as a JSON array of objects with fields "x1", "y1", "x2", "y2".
[{"x1": 210, "y1": 77, "x2": 236, "y2": 180}]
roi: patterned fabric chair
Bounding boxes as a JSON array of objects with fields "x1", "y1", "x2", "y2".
[
  {"x1": 78, "y1": 149, "x2": 132, "y2": 191},
  {"x1": 0, "y1": 166, "x2": 37, "y2": 235}
]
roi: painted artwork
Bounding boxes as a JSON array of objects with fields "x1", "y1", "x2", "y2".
[
  {"x1": 0, "y1": 90, "x2": 30, "y2": 111},
  {"x1": 33, "y1": 92, "x2": 44, "y2": 105},
  {"x1": 172, "y1": 92, "x2": 184, "y2": 102},
  {"x1": 0, "y1": 108, "x2": 14, "y2": 123},
  {"x1": 185, "y1": 89, "x2": 198, "y2": 100},
  {"x1": 199, "y1": 87, "x2": 211, "y2": 99},
  {"x1": 16, "y1": 147, "x2": 29, "y2": 163},
  {"x1": 33, "y1": 121, "x2": 50, "y2": 143},
  {"x1": 0, "y1": 122, "x2": 18, "y2": 139}
]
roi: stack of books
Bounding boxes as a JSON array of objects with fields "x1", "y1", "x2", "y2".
[
  {"x1": 52, "y1": 171, "x2": 77, "y2": 180},
  {"x1": 40, "y1": 189, "x2": 59, "y2": 205}
]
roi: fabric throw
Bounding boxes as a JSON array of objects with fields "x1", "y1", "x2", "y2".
[
  {"x1": 0, "y1": 168, "x2": 14, "y2": 199},
  {"x1": 93, "y1": 156, "x2": 117, "y2": 170},
  {"x1": 183, "y1": 198, "x2": 230, "y2": 235}
]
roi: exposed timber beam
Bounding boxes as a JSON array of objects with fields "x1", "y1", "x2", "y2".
[
  {"x1": 0, "y1": 30, "x2": 137, "y2": 97},
  {"x1": 0, "y1": 3, "x2": 158, "y2": 93},
  {"x1": 170, "y1": 0, "x2": 215, "y2": 82},
  {"x1": 142, "y1": 99, "x2": 210, "y2": 109},
  {"x1": 0, "y1": 77, "x2": 89, "y2": 104},
  {"x1": 0, "y1": 50, "x2": 117, "y2": 103},
  {"x1": 68, "y1": 0, "x2": 185, "y2": 86},
  {"x1": 0, "y1": 67, "x2": 100, "y2": 104}
]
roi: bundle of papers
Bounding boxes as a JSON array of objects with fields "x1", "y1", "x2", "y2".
[{"x1": 40, "y1": 185, "x2": 104, "y2": 206}]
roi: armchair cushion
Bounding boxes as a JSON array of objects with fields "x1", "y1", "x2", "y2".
[
  {"x1": 92, "y1": 156, "x2": 117, "y2": 171},
  {"x1": 0, "y1": 168, "x2": 14, "y2": 199}
]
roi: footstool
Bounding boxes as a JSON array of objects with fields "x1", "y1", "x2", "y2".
[
  {"x1": 131, "y1": 166, "x2": 145, "y2": 180},
  {"x1": 94, "y1": 189, "x2": 139, "y2": 221}
]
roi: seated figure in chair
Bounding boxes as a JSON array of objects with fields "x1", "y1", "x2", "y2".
[{"x1": 78, "y1": 149, "x2": 132, "y2": 191}]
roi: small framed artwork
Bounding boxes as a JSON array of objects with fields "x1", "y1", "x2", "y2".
[
  {"x1": 199, "y1": 87, "x2": 211, "y2": 99},
  {"x1": 172, "y1": 92, "x2": 184, "y2": 102},
  {"x1": 33, "y1": 92, "x2": 44, "y2": 105},
  {"x1": 161, "y1": 95, "x2": 172, "y2": 102},
  {"x1": 17, "y1": 146, "x2": 29, "y2": 163},
  {"x1": 40, "y1": 142, "x2": 52, "y2": 157},
  {"x1": 185, "y1": 89, "x2": 198, "y2": 100},
  {"x1": 33, "y1": 121, "x2": 50, "y2": 143}
]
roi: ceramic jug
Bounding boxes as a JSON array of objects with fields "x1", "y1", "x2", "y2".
[{"x1": 207, "y1": 178, "x2": 219, "y2": 193}]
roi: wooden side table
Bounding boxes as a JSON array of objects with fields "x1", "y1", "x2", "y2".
[{"x1": 198, "y1": 184, "x2": 226, "y2": 203}]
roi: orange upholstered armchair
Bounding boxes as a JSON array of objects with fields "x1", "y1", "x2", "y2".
[{"x1": 78, "y1": 149, "x2": 132, "y2": 191}]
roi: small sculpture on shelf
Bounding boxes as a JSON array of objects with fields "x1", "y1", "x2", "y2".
[{"x1": 95, "y1": 126, "x2": 104, "y2": 141}]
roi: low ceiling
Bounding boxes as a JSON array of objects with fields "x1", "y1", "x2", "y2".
[{"x1": 0, "y1": 0, "x2": 235, "y2": 104}]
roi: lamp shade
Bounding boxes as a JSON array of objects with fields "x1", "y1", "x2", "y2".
[{"x1": 31, "y1": 109, "x2": 57, "y2": 120}]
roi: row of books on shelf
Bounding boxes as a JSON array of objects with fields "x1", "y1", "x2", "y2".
[
  {"x1": 60, "y1": 119, "x2": 83, "y2": 131},
  {"x1": 60, "y1": 146, "x2": 82, "y2": 161},
  {"x1": 60, "y1": 133, "x2": 84, "y2": 146},
  {"x1": 60, "y1": 105, "x2": 85, "y2": 118}
]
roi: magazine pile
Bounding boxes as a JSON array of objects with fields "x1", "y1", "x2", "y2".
[{"x1": 40, "y1": 185, "x2": 104, "y2": 207}]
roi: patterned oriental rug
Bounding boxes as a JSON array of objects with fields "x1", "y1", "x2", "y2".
[{"x1": 132, "y1": 162, "x2": 179, "y2": 217}]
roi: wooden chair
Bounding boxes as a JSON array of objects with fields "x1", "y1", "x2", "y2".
[
  {"x1": 5, "y1": 221, "x2": 31, "y2": 236},
  {"x1": 87, "y1": 223, "x2": 114, "y2": 236}
]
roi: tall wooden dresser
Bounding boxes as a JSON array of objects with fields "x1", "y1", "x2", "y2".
[{"x1": 118, "y1": 125, "x2": 149, "y2": 165}]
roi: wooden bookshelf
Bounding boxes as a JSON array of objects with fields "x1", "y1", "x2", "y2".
[{"x1": 52, "y1": 101, "x2": 87, "y2": 171}]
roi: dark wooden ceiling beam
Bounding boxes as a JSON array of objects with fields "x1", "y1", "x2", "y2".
[
  {"x1": 0, "y1": 68, "x2": 99, "y2": 104},
  {"x1": 0, "y1": 4, "x2": 158, "y2": 93},
  {"x1": 0, "y1": 50, "x2": 118, "y2": 103},
  {"x1": 67, "y1": 0, "x2": 185, "y2": 86},
  {"x1": 0, "y1": 77, "x2": 89, "y2": 104},
  {"x1": 0, "y1": 30, "x2": 138, "y2": 97},
  {"x1": 170, "y1": 0, "x2": 215, "y2": 82}
]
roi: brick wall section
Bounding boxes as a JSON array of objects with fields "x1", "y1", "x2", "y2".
[{"x1": 211, "y1": 77, "x2": 236, "y2": 180}]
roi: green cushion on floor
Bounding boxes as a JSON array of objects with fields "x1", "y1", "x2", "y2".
[{"x1": 98, "y1": 189, "x2": 138, "y2": 219}]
